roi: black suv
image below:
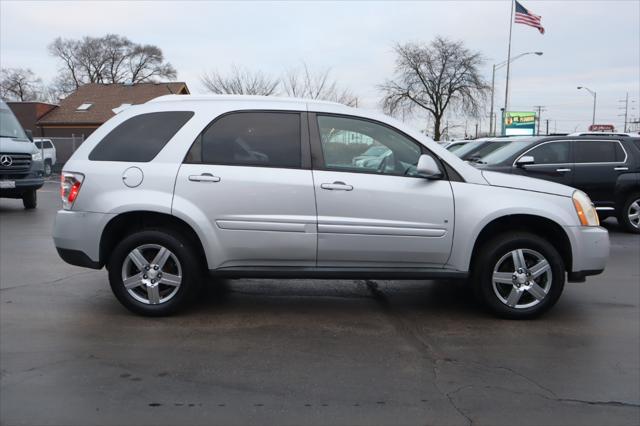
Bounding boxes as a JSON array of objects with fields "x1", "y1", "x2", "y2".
[{"x1": 473, "y1": 136, "x2": 640, "y2": 233}]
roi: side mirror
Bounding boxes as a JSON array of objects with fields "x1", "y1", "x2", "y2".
[
  {"x1": 25, "y1": 129, "x2": 34, "y2": 142},
  {"x1": 416, "y1": 154, "x2": 443, "y2": 179},
  {"x1": 516, "y1": 155, "x2": 535, "y2": 167}
]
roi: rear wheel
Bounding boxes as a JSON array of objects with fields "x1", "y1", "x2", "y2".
[
  {"x1": 472, "y1": 232, "x2": 565, "y2": 319},
  {"x1": 44, "y1": 160, "x2": 52, "y2": 176},
  {"x1": 108, "y1": 229, "x2": 203, "y2": 316},
  {"x1": 618, "y1": 193, "x2": 640, "y2": 234},
  {"x1": 22, "y1": 189, "x2": 37, "y2": 209}
]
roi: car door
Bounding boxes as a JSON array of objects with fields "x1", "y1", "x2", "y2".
[
  {"x1": 572, "y1": 139, "x2": 628, "y2": 208},
  {"x1": 513, "y1": 140, "x2": 573, "y2": 186},
  {"x1": 174, "y1": 111, "x2": 317, "y2": 268},
  {"x1": 309, "y1": 113, "x2": 454, "y2": 268}
]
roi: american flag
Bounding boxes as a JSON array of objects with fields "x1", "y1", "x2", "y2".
[{"x1": 514, "y1": 0, "x2": 545, "y2": 34}]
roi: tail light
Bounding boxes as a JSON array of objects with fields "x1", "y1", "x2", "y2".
[{"x1": 61, "y1": 172, "x2": 84, "y2": 210}]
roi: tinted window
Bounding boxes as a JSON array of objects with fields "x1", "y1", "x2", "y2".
[
  {"x1": 46, "y1": 141, "x2": 54, "y2": 149},
  {"x1": 317, "y1": 115, "x2": 425, "y2": 176},
  {"x1": 528, "y1": 141, "x2": 571, "y2": 164},
  {"x1": 34, "y1": 141, "x2": 43, "y2": 148},
  {"x1": 89, "y1": 111, "x2": 194, "y2": 162},
  {"x1": 574, "y1": 140, "x2": 621, "y2": 163},
  {"x1": 187, "y1": 112, "x2": 301, "y2": 168}
]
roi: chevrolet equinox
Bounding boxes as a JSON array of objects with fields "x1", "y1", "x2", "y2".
[{"x1": 53, "y1": 96, "x2": 610, "y2": 318}]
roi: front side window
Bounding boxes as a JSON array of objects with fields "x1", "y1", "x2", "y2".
[
  {"x1": 186, "y1": 112, "x2": 301, "y2": 168},
  {"x1": 527, "y1": 141, "x2": 571, "y2": 164},
  {"x1": 89, "y1": 111, "x2": 194, "y2": 162},
  {"x1": 574, "y1": 140, "x2": 623, "y2": 163},
  {"x1": 316, "y1": 115, "x2": 424, "y2": 176}
]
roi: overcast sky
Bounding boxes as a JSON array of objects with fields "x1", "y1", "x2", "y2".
[{"x1": 1, "y1": 0, "x2": 638, "y2": 136}]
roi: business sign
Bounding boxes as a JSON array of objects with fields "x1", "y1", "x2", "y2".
[
  {"x1": 504, "y1": 111, "x2": 536, "y2": 136},
  {"x1": 588, "y1": 124, "x2": 615, "y2": 132}
]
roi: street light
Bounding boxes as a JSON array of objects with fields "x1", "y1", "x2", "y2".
[
  {"x1": 577, "y1": 86, "x2": 597, "y2": 127},
  {"x1": 489, "y1": 51, "x2": 543, "y2": 136}
]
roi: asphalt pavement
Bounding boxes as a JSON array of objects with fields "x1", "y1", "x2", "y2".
[{"x1": 1, "y1": 181, "x2": 639, "y2": 426}]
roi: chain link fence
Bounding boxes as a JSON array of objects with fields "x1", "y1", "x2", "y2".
[{"x1": 42, "y1": 135, "x2": 85, "y2": 173}]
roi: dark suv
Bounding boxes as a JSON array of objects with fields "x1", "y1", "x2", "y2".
[{"x1": 473, "y1": 136, "x2": 640, "y2": 233}]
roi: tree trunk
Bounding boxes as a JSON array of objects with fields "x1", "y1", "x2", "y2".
[{"x1": 433, "y1": 115, "x2": 442, "y2": 141}]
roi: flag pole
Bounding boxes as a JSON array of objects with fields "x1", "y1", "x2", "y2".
[{"x1": 502, "y1": 0, "x2": 515, "y2": 136}]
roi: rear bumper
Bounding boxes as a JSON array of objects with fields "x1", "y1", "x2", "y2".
[
  {"x1": 565, "y1": 225, "x2": 609, "y2": 281},
  {"x1": 53, "y1": 209, "x2": 114, "y2": 269}
]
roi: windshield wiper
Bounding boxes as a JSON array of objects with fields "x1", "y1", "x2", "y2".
[{"x1": 466, "y1": 156, "x2": 487, "y2": 164}]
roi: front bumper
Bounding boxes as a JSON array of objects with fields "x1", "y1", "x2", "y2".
[
  {"x1": 565, "y1": 225, "x2": 609, "y2": 281},
  {"x1": 53, "y1": 209, "x2": 115, "y2": 269},
  {"x1": 0, "y1": 176, "x2": 45, "y2": 197}
]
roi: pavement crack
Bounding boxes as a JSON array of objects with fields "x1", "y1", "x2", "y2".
[{"x1": 0, "y1": 270, "x2": 97, "y2": 292}]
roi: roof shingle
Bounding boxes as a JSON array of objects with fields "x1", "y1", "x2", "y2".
[{"x1": 38, "y1": 82, "x2": 189, "y2": 125}]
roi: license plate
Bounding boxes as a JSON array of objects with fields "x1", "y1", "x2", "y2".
[{"x1": 0, "y1": 180, "x2": 16, "y2": 189}]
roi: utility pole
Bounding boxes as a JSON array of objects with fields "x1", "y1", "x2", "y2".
[
  {"x1": 533, "y1": 105, "x2": 546, "y2": 135},
  {"x1": 545, "y1": 119, "x2": 549, "y2": 135},
  {"x1": 619, "y1": 93, "x2": 629, "y2": 132}
]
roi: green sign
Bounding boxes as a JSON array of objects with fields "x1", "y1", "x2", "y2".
[{"x1": 504, "y1": 111, "x2": 536, "y2": 136}]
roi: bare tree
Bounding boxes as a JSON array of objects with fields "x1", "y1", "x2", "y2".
[
  {"x1": 282, "y1": 63, "x2": 358, "y2": 106},
  {"x1": 0, "y1": 68, "x2": 43, "y2": 101},
  {"x1": 200, "y1": 65, "x2": 279, "y2": 96},
  {"x1": 48, "y1": 34, "x2": 177, "y2": 94},
  {"x1": 380, "y1": 37, "x2": 489, "y2": 141}
]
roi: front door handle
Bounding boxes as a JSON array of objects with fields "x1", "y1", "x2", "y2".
[
  {"x1": 614, "y1": 167, "x2": 629, "y2": 171},
  {"x1": 189, "y1": 173, "x2": 221, "y2": 182},
  {"x1": 556, "y1": 168, "x2": 571, "y2": 173},
  {"x1": 321, "y1": 181, "x2": 353, "y2": 191}
]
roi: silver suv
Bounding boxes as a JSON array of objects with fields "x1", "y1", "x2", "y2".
[{"x1": 53, "y1": 95, "x2": 609, "y2": 318}]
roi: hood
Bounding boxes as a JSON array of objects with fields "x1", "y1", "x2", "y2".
[
  {"x1": 481, "y1": 170, "x2": 574, "y2": 197},
  {"x1": 0, "y1": 137, "x2": 37, "y2": 154}
]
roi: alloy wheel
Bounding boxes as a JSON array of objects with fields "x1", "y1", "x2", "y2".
[
  {"x1": 121, "y1": 244, "x2": 182, "y2": 305},
  {"x1": 492, "y1": 248, "x2": 552, "y2": 309},
  {"x1": 628, "y1": 199, "x2": 640, "y2": 229}
]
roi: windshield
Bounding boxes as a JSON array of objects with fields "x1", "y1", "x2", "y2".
[
  {"x1": 464, "y1": 141, "x2": 514, "y2": 162},
  {"x1": 363, "y1": 146, "x2": 389, "y2": 156},
  {"x1": 446, "y1": 143, "x2": 466, "y2": 152},
  {"x1": 452, "y1": 140, "x2": 489, "y2": 158},
  {"x1": 479, "y1": 139, "x2": 539, "y2": 165},
  {"x1": 0, "y1": 100, "x2": 29, "y2": 141}
]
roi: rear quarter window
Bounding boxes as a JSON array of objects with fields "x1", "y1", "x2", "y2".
[{"x1": 89, "y1": 111, "x2": 194, "y2": 162}]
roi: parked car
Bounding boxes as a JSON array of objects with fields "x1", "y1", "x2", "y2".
[
  {"x1": 473, "y1": 135, "x2": 640, "y2": 233},
  {"x1": 352, "y1": 145, "x2": 392, "y2": 169},
  {"x1": 53, "y1": 95, "x2": 609, "y2": 318},
  {"x1": 33, "y1": 138, "x2": 57, "y2": 175},
  {"x1": 0, "y1": 99, "x2": 44, "y2": 208}
]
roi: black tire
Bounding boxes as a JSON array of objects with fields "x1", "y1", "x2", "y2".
[
  {"x1": 107, "y1": 229, "x2": 203, "y2": 316},
  {"x1": 22, "y1": 189, "x2": 37, "y2": 209},
  {"x1": 471, "y1": 232, "x2": 565, "y2": 319},
  {"x1": 617, "y1": 193, "x2": 640, "y2": 234},
  {"x1": 44, "y1": 160, "x2": 52, "y2": 176}
]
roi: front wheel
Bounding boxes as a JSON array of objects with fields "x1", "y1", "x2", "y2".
[
  {"x1": 44, "y1": 160, "x2": 52, "y2": 176},
  {"x1": 618, "y1": 193, "x2": 640, "y2": 234},
  {"x1": 107, "y1": 230, "x2": 203, "y2": 316},
  {"x1": 472, "y1": 232, "x2": 565, "y2": 319},
  {"x1": 22, "y1": 189, "x2": 37, "y2": 209}
]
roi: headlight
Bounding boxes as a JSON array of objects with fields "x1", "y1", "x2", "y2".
[
  {"x1": 572, "y1": 190, "x2": 599, "y2": 226},
  {"x1": 32, "y1": 150, "x2": 43, "y2": 161}
]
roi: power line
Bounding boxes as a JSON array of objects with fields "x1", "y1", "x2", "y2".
[{"x1": 533, "y1": 105, "x2": 546, "y2": 135}]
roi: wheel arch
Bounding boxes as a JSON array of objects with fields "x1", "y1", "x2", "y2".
[
  {"x1": 99, "y1": 211, "x2": 207, "y2": 269},
  {"x1": 469, "y1": 214, "x2": 573, "y2": 274}
]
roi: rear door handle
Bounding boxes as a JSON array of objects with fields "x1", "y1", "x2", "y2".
[
  {"x1": 189, "y1": 173, "x2": 221, "y2": 182},
  {"x1": 614, "y1": 167, "x2": 628, "y2": 171},
  {"x1": 321, "y1": 181, "x2": 353, "y2": 191},
  {"x1": 556, "y1": 168, "x2": 571, "y2": 173}
]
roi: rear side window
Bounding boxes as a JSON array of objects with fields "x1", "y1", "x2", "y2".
[
  {"x1": 574, "y1": 140, "x2": 623, "y2": 163},
  {"x1": 528, "y1": 141, "x2": 571, "y2": 164},
  {"x1": 186, "y1": 112, "x2": 301, "y2": 168},
  {"x1": 89, "y1": 111, "x2": 194, "y2": 162},
  {"x1": 34, "y1": 141, "x2": 43, "y2": 148}
]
